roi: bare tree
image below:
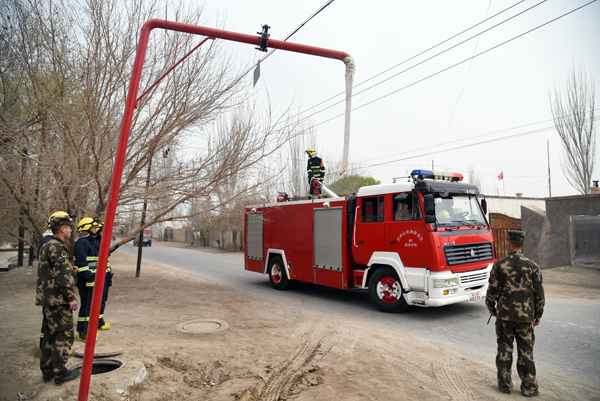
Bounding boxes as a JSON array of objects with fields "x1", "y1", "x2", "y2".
[
  {"x1": 278, "y1": 120, "x2": 316, "y2": 198},
  {"x1": 0, "y1": 0, "x2": 299, "y2": 254},
  {"x1": 467, "y1": 164, "x2": 483, "y2": 192},
  {"x1": 550, "y1": 66, "x2": 597, "y2": 195}
]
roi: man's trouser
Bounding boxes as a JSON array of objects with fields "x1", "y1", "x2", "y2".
[
  {"x1": 495, "y1": 319, "x2": 538, "y2": 395},
  {"x1": 40, "y1": 305, "x2": 74, "y2": 378},
  {"x1": 77, "y1": 286, "x2": 105, "y2": 335},
  {"x1": 99, "y1": 279, "x2": 109, "y2": 325}
]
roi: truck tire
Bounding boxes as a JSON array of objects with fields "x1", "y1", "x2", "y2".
[
  {"x1": 368, "y1": 267, "x2": 409, "y2": 313},
  {"x1": 268, "y1": 256, "x2": 291, "y2": 290}
]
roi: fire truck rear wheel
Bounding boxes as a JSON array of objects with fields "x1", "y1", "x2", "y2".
[
  {"x1": 368, "y1": 267, "x2": 409, "y2": 313},
  {"x1": 268, "y1": 256, "x2": 291, "y2": 290}
]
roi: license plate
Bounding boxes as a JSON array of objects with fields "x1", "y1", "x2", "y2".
[{"x1": 469, "y1": 292, "x2": 482, "y2": 303}]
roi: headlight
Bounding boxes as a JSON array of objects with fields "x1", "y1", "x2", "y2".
[{"x1": 433, "y1": 278, "x2": 458, "y2": 288}]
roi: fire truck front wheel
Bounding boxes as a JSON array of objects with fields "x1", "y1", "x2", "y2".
[
  {"x1": 368, "y1": 267, "x2": 409, "y2": 313},
  {"x1": 268, "y1": 256, "x2": 291, "y2": 290}
]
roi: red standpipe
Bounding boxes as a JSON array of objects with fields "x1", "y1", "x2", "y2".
[{"x1": 78, "y1": 19, "x2": 351, "y2": 400}]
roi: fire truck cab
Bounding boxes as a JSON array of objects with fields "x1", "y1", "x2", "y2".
[{"x1": 245, "y1": 170, "x2": 495, "y2": 313}]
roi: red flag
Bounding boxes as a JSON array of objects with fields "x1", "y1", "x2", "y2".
[{"x1": 497, "y1": 171, "x2": 504, "y2": 181}]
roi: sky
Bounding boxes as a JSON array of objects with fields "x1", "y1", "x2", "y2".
[{"x1": 182, "y1": 0, "x2": 600, "y2": 198}]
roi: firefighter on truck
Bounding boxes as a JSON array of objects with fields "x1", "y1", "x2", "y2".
[{"x1": 244, "y1": 169, "x2": 495, "y2": 313}]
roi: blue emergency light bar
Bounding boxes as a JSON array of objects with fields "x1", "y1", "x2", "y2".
[{"x1": 410, "y1": 169, "x2": 463, "y2": 182}]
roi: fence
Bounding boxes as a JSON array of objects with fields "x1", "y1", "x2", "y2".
[{"x1": 489, "y1": 213, "x2": 522, "y2": 259}]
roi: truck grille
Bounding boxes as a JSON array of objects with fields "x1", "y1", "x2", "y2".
[
  {"x1": 444, "y1": 242, "x2": 494, "y2": 266},
  {"x1": 459, "y1": 270, "x2": 488, "y2": 285}
]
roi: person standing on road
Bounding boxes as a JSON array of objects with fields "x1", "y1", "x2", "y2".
[
  {"x1": 486, "y1": 230, "x2": 545, "y2": 397},
  {"x1": 38, "y1": 212, "x2": 77, "y2": 349},
  {"x1": 36, "y1": 212, "x2": 81, "y2": 385},
  {"x1": 94, "y1": 220, "x2": 113, "y2": 330},
  {"x1": 74, "y1": 217, "x2": 105, "y2": 341},
  {"x1": 306, "y1": 148, "x2": 325, "y2": 197}
]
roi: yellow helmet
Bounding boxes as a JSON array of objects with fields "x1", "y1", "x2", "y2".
[
  {"x1": 48, "y1": 211, "x2": 73, "y2": 228},
  {"x1": 439, "y1": 210, "x2": 450, "y2": 219},
  {"x1": 306, "y1": 148, "x2": 316, "y2": 157},
  {"x1": 77, "y1": 217, "x2": 100, "y2": 232}
]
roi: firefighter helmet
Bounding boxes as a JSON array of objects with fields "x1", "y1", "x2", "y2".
[
  {"x1": 305, "y1": 148, "x2": 316, "y2": 157},
  {"x1": 439, "y1": 210, "x2": 450, "y2": 219},
  {"x1": 48, "y1": 211, "x2": 73, "y2": 228},
  {"x1": 77, "y1": 217, "x2": 99, "y2": 232}
]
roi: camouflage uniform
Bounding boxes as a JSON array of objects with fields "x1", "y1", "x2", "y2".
[
  {"x1": 486, "y1": 231, "x2": 545, "y2": 396},
  {"x1": 36, "y1": 236, "x2": 76, "y2": 381}
]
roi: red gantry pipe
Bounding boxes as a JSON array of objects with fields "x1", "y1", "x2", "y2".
[{"x1": 78, "y1": 19, "x2": 352, "y2": 400}]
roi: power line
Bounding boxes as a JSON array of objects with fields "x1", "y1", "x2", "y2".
[
  {"x1": 296, "y1": 0, "x2": 529, "y2": 115},
  {"x1": 310, "y1": 0, "x2": 597, "y2": 129},
  {"x1": 434, "y1": 0, "x2": 494, "y2": 159},
  {"x1": 366, "y1": 108, "x2": 600, "y2": 164},
  {"x1": 367, "y1": 116, "x2": 600, "y2": 166},
  {"x1": 294, "y1": 0, "x2": 548, "y2": 123}
]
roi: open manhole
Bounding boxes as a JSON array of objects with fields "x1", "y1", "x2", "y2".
[
  {"x1": 72, "y1": 359, "x2": 124, "y2": 375},
  {"x1": 176, "y1": 319, "x2": 229, "y2": 334}
]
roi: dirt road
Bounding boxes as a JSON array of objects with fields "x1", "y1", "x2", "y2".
[{"x1": 1, "y1": 247, "x2": 599, "y2": 401}]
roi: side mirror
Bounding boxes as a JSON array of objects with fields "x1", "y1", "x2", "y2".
[
  {"x1": 423, "y1": 194, "x2": 435, "y2": 216},
  {"x1": 481, "y1": 199, "x2": 487, "y2": 215},
  {"x1": 425, "y1": 215, "x2": 436, "y2": 224}
]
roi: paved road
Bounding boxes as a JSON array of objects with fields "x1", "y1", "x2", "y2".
[{"x1": 118, "y1": 243, "x2": 600, "y2": 385}]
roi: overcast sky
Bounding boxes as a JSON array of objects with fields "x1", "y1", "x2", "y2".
[{"x1": 191, "y1": 0, "x2": 599, "y2": 197}]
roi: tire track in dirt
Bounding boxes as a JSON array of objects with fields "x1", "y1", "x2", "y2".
[
  {"x1": 432, "y1": 360, "x2": 476, "y2": 401},
  {"x1": 237, "y1": 321, "x2": 342, "y2": 401},
  {"x1": 371, "y1": 344, "x2": 477, "y2": 400}
]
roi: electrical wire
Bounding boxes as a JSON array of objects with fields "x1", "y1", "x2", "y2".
[
  {"x1": 294, "y1": 0, "x2": 549, "y2": 122},
  {"x1": 296, "y1": 0, "x2": 529, "y2": 114},
  {"x1": 434, "y1": 0, "x2": 493, "y2": 158},
  {"x1": 308, "y1": 0, "x2": 596, "y2": 128},
  {"x1": 367, "y1": 116, "x2": 600, "y2": 166}
]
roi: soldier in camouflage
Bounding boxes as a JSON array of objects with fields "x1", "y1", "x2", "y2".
[
  {"x1": 486, "y1": 230, "x2": 545, "y2": 397},
  {"x1": 36, "y1": 212, "x2": 81, "y2": 385}
]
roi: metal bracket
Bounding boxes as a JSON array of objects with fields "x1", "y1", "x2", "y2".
[{"x1": 256, "y1": 24, "x2": 270, "y2": 52}]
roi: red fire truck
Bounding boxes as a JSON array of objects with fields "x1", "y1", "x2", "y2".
[{"x1": 244, "y1": 170, "x2": 495, "y2": 312}]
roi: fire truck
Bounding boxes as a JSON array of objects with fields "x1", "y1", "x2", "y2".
[{"x1": 244, "y1": 170, "x2": 495, "y2": 312}]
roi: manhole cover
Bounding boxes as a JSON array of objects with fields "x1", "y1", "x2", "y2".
[
  {"x1": 73, "y1": 345, "x2": 124, "y2": 358},
  {"x1": 176, "y1": 319, "x2": 229, "y2": 334}
]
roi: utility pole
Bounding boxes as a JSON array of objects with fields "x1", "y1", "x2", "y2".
[
  {"x1": 135, "y1": 156, "x2": 152, "y2": 278},
  {"x1": 547, "y1": 140, "x2": 552, "y2": 197},
  {"x1": 17, "y1": 148, "x2": 27, "y2": 267}
]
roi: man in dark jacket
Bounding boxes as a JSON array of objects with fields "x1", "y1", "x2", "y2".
[
  {"x1": 486, "y1": 230, "x2": 545, "y2": 397},
  {"x1": 306, "y1": 148, "x2": 325, "y2": 197},
  {"x1": 36, "y1": 212, "x2": 81, "y2": 385},
  {"x1": 74, "y1": 217, "x2": 104, "y2": 340},
  {"x1": 94, "y1": 221, "x2": 113, "y2": 330}
]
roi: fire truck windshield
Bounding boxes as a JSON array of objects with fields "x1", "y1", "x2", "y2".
[{"x1": 434, "y1": 194, "x2": 486, "y2": 227}]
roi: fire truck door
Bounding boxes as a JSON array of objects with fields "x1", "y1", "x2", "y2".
[
  {"x1": 387, "y1": 192, "x2": 427, "y2": 268},
  {"x1": 354, "y1": 196, "x2": 386, "y2": 265}
]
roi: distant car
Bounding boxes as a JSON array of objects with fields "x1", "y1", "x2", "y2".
[{"x1": 133, "y1": 235, "x2": 152, "y2": 247}]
